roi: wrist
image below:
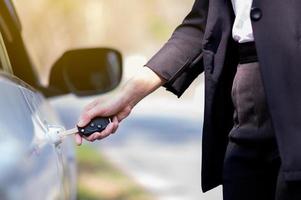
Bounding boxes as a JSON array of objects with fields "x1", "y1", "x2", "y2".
[{"x1": 122, "y1": 66, "x2": 166, "y2": 108}]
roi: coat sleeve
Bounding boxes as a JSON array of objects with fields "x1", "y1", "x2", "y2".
[{"x1": 145, "y1": 0, "x2": 209, "y2": 97}]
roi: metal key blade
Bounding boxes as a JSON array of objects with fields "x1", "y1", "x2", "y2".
[{"x1": 60, "y1": 127, "x2": 79, "y2": 136}]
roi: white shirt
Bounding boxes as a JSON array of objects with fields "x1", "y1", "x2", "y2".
[{"x1": 231, "y1": 0, "x2": 254, "y2": 43}]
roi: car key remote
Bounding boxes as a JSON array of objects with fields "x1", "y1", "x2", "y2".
[
  {"x1": 77, "y1": 117, "x2": 111, "y2": 137},
  {"x1": 58, "y1": 117, "x2": 111, "y2": 138}
]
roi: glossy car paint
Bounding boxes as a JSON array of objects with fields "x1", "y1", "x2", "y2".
[
  {"x1": 0, "y1": 73, "x2": 76, "y2": 200},
  {"x1": 0, "y1": 0, "x2": 77, "y2": 198}
]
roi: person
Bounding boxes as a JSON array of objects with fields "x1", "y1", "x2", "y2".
[{"x1": 75, "y1": 0, "x2": 301, "y2": 199}]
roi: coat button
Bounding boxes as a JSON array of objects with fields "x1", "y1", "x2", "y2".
[{"x1": 250, "y1": 7, "x2": 262, "y2": 21}]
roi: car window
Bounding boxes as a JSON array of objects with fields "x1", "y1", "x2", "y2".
[{"x1": 0, "y1": 30, "x2": 13, "y2": 73}]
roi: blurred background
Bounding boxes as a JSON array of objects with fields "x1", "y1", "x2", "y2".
[{"x1": 13, "y1": 0, "x2": 221, "y2": 199}]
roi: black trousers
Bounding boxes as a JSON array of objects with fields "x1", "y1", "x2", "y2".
[{"x1": 222, "y1": 62, "x2": 301, "y2": 200}]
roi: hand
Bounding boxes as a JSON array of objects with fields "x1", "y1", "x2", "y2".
[
  {"x1": 75, "y1": 93, "x2": 133, "y2": 145},
  {"x1": 75, "y1": 66, "x2": 166, "y2": 145}
]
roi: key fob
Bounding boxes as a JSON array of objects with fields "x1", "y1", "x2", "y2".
[{"x1": 77, "y1": 117, "x2": 111, "y2": 137}]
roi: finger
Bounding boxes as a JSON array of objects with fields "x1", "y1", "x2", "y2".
[
  {"x1": 111, "y1": 123, "x2": 119, "y2": 134},
  {"x1": 86, "y1": 132, "x2": 104, "y2": 141},
  {"x1": 78, "y1": 108, "x2": 109, "y2": 128},
  {"x1": 82, "y1": 133, "x2": 94, "y2": 141},
  {"x1": 75, "y1": 133, "x2": 83, "y2": 146},
  {"x1": 86, "y1": 105, "x2": 109, "y2": 119},
  {"x1": 77, "y1": 112, "x2": 92, "y2": 127},
  {"x1": 78, "y1": 100, "x2": 100, "y2": 127},
  {"x1": 93, "y1": 132, "x2": 104, "y2": 141},
  {"x1": 86, "y1": 95, "x2": 126, "y2": 119},
  {"x1": 83, "y1": 136, "x2": 93, "y2": 142},
  {"x1": 87, "y1": 132, "x2": 100, "y2": 141},
  {"x1": 113, "y1": 116, "x2": 119, "y2": 123},
  {"x1": 83, "y1": 99, "x2": 99, "y2": 112},
  {"x1": 116, "y1": 106, "x2": 131, "y2": 122},
  {"x1": 111, "y1": 116, "x2": 119, "y2": 134},
  {"x1": 101, "y1": 122, "x2": 115, "y2": 138},
  {"x1": 93, "y1": 123, "x2": 115, "y2": 140}
]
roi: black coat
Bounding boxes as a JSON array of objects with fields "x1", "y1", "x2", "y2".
[{"x1": 146, "y1": 0, "x2": 301, "y2": 192}]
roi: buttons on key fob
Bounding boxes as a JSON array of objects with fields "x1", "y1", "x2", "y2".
[{"x1": 77, "y1": 117, "x2": 111, "y2": 137}]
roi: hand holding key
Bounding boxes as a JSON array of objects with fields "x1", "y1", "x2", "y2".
[
  {"x1": 76, "y1": 66, "x2": 165, "y2": 145},
  {"x1": 76, "y1": 93, "x2": 133, "y2": 145}
]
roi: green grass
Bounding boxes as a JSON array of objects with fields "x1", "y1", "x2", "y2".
[{"x1": 76, "y1": 145, "x2": 154, "y2": 200}]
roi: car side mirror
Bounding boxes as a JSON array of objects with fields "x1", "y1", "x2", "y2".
[{"x1": 47, "y1": 48, "x2": 122, "y2": 97}]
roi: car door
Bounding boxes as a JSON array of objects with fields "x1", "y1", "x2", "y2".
[{"x1": 0, "y1": 28, "x2": 75, "y2": 200}]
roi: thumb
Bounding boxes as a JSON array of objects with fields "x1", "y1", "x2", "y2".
[
  {"x1": 75, "y1": 133, "x2": 83, "y2": 145},
  {"x1": 77, "y1": 105, "x2": 109, "y2": 127},
  {"x1": 77, "y1": 112, "x2": 93, "y2": 127},
  {"x1": 78, "y1": 95, "x2": 126, "y2": 127}
]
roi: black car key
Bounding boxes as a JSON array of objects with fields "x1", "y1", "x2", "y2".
[
  {"x1": 51, "y1": 117, "x2": 112, "y2": 144},
  {"x1": 77, "y1": 117, "x2": 111, "y2": 137}
]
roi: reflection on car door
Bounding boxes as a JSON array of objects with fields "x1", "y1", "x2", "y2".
[
  {"x1": 0, "y1": 4, "x2": 76, "y2": 198},
  {"x1": 0, "y1": 73, "x2": 64, "y2": 199},
  {"x1": 19, "y1": 78, "x2": 76, "y2": 200}
]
